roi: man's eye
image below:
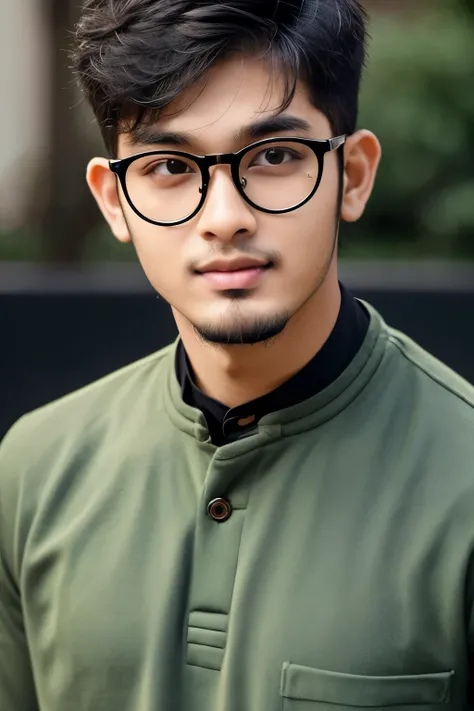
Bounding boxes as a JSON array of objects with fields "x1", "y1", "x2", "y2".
[
  {"x1": 250, "y1": 148, "x2": 300, "y2": 167},
  {"x1": 150, "y1": 159, "x2": 193, "y2": 176}
]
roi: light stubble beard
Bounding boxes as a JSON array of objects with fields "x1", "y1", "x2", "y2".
[
  {"x1": 190, "y1": 179, "x2": 342, "y2": 347},
  {"x1": 192, "y1": 292, "x2": 291, "y2": 346},
  {"x1": 192, "y1": 228, "x2": 339, "y2": 347},
  {"x1": 123, "y1": 195, "x2": 340, "y2": 348}
]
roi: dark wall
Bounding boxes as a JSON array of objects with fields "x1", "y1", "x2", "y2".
[{"x1": 1, "y1": 289, "x2": 473, "y2": 442}]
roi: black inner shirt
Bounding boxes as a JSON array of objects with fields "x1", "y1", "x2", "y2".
[{"x1": 176, "y1": 282, "x2": 369, "y2": 446}]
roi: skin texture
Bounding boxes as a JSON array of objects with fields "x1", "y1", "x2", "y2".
[{"x1": 87, "y1": 55, "x2": 381, "y2": 408}]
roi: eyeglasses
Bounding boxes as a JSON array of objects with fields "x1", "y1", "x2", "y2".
[{"x1": 109, "y1": 135, "x2": 346, "y2": 227}]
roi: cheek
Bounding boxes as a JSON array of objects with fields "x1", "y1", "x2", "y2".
[
  {"x1": 272, "y1": 201, "x2": 337, "y2": 296},
  {"x1": 128, "y1": 219, "x2": 184, "y2": 293},
  {"x1": 282, "y1": 190, "x2": 337, "y2": 264}
]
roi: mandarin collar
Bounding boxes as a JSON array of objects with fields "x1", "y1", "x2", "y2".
[{"x1": 176, "y1": 282, "x2": 369, "y2": 446}]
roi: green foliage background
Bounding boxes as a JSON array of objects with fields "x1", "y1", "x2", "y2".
[
  {"x1": 1, "y1": 0, "x2": 473, "y2": 262},
  {"x1": 341, "y1": 1, "x2": 474, "y2": 258}
]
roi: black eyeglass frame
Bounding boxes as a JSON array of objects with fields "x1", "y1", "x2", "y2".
[{"x1": 109, "y1": 134, "x2": 347, "y2": 227}]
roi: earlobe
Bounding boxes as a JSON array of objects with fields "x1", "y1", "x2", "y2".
[
  {"x1": 86, "y1": 158, "x2": 131, "y2": 243},
  {"x1": 340, "y1": 130, "x2": 382, "y2": 224}
]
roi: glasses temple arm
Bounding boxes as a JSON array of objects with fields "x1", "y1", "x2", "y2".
[{"x1": 329, "y1": 135, "x2": 347, "y2": 152}]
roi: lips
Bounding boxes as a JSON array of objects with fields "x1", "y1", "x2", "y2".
[
  {"x1": 197, "y1": 262, "x2": 272, "y2": 290},
  {"x1": 197, "y1": 258, "x2": 271, "y2": 274}
]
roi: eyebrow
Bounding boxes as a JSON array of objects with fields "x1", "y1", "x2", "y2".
[{"x1": 128, "y1": 114, "x2": 313, "y2": 150}]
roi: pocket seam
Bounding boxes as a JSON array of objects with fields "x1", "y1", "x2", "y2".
[{"x1": 280, "y1": 662, "x2": 454, "y2": 706}]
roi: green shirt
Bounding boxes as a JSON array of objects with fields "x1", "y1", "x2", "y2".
[{"x1": 1, "y1": 303, "x2": 474, "y2": 711}]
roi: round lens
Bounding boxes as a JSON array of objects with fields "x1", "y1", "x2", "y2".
[
  {"x1": 125, "y1": 154, "x2": 203, "y2": 223},
  {"x1": 239, "y1": 141, "x2": 321, "y2": 211}
]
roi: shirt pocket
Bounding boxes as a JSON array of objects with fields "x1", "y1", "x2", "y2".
[{"x1": 280, "y1": 662, "x2": 454, "y2": 711}]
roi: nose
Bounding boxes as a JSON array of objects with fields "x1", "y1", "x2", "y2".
[{"x1": 195, "y1": 165, "x2": 258, "y2": 242}]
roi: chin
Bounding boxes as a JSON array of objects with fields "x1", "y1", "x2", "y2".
[{"x1": 191, "y1": 310, "x2": 291, "y2": 346}]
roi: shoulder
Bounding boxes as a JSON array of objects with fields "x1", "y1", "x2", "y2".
[
  {"x1": 3, "y1": 342, "x2": 174, "y2": 444},
  {"x1": 0, "y1": 343, "x2": 176, "y2": 522},
  {"x1": 378, "y1": 324, "x2": 474, "y2": 489},
  {"x1": 356, "y1": 306, "x2": 474, "y2": 496},
  {"x1": 386, "y1": 325, "x2": 474, "y2": 418}
]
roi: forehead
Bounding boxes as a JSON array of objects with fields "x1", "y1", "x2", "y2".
[{"x1": 120, "y1": 55, "x2": 331, "y2": 155}]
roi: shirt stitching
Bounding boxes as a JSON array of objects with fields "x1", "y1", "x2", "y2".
[{"x1": 388, "y1": 334, "x2": 474, "y2": 411}]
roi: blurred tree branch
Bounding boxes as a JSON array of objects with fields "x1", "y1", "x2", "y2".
[{"x1": 40, "y1": 0, "x2": 101, "y2": 264}]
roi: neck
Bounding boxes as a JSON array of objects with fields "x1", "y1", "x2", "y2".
[{"x1": 174, "y1": 272, "x2": 341, "y2": 409}]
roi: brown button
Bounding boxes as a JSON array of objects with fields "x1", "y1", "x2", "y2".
[
  {"x1": 237, "y1": 415, "x2": 256, "y2": 427},
  {"x1": 208, "y1": 498, "x2": 232, "y2": 523}
]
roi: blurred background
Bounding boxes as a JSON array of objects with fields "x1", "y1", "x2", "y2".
[{"x1": 1, "y1": 0, "x2": 473, "y2": 439}]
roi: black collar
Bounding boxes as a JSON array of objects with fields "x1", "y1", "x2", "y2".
[{"x1": 176, "y1": 282, "x2": 369, "y2": 446}]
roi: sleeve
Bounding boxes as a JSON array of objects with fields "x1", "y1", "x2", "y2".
[{"x1": 0, "y1": 421, "x2": 39, "y2": 710}]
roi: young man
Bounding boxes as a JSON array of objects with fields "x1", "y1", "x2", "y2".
[{"x1": 1, "y1": 1, "x2": 473, "y2": 709}]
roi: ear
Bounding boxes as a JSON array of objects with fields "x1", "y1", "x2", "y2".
[
  {"x1": 340, "y1": 130, "x2": 382, "y2": 223},
  {"x1": 86, "y1": 158, "x2": 131, "y2": 243}
]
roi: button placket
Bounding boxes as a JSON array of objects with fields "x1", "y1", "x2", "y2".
[{"x1": 186, "y1": 451, "x2": 255, "y2": 672}]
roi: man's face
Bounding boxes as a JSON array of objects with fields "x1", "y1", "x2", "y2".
[{"x1": 104, "y1": 57, "x2": 345, "y2": 344}]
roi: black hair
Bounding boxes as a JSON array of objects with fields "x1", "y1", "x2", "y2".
[{"x1": 73, "y1": 0, "x2": 369, "y2": 157}]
